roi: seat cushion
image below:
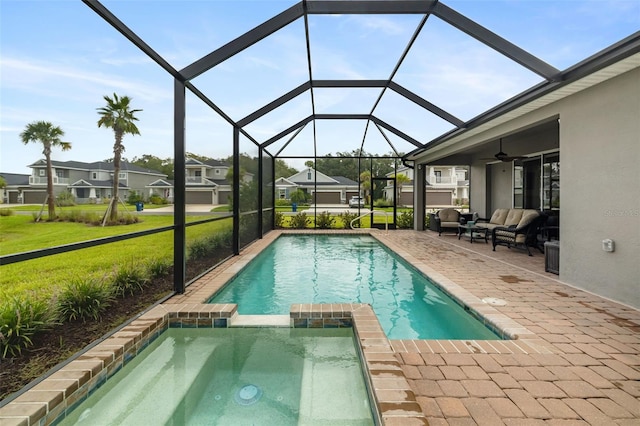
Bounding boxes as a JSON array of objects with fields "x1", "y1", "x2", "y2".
[
  {"x1": 438, "y1": 208, "x2": 460, "y2": 222},
  {"x1": 504, "y1": 209, "x2": 524, "y2": 226},
  {"x1": 489, "y1": 208, "x2": 509, "y2": 225},
  {"x1": 517, "y1": 210, "x2": 540, "y2": 229}
]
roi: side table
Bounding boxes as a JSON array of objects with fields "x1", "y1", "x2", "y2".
[{"x1": 458, "y1": 224, "x2": 488, "y2": 243}]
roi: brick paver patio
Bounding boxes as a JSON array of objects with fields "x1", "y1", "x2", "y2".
[{"x1": 376, "y1": 230, "x2": 640, "y2": 425}]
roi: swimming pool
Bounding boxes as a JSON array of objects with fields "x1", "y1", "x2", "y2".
[
  {"x1": 209, "y1": 234, "x2": 500, "y2": 340},
  {"x1": 58, "y1": 327, "x2": 374, "y2": 425}
]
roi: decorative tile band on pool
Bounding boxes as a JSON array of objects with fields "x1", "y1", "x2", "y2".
[{"x1": 0, "y1": 303, "x2": 427, "y2": 426}]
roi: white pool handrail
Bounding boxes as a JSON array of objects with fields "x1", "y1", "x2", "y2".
[{"x1": 350, "y1": 209, "x2": 390, "y2": 232}]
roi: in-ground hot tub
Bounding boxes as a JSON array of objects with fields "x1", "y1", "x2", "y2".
[{"x1": 58, "y1": 327, "x2": 375, "y2": 425}]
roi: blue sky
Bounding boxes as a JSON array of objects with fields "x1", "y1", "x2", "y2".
[{"x1": 1, "y1": 0, "x2": 638, "y2": 174}]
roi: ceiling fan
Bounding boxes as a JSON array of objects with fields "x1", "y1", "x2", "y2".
[{"x1": 482, "y1": 138, "x2": 528, "y2": 162}]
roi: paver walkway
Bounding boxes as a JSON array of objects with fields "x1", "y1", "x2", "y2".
[
  {"x1": 376, "y1": 230, "x2": 640, "y2": 425},
  {"x1": 173, "y1": 229, "x2": 640, "y2": 425}
]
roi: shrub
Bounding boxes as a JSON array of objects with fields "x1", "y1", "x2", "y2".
[
  {"x1": 290, "y1": 212, "x2": 309, "y2": 229},
  {"x1": 0, "y1": 208, "x2": 14, "y2": 216},
  {"x1": 126, "y1": 191, "x2": 144, "y2": 205},
  {"x1": 396, "y1": 210, "x2": 414, "y2": 229},
  {"x1": 57, "y1": 278, "x2": 114, "y2": 322},
  {"x1": 275, "y1": 199, "x2": 290, "y2": 207},
  {"x1": 274, "y1": 211, "x2": 284, "y2": 228},
  {"x1": 187, "y1": 228, "x2": 234, "y2": 261},
  {"x1": 187, "y1": 237, "x2": 211, "y2": 260},
  {"x1": 146, "y1": 258, "x2": 172, "y2": 278},
  {"x1": 290, "y1": 189, "x2": 308, "y2": 205},
  {"x1": 149, "y1": 195, "x2": 168, "y2": 205},
  {"x1": 56, "y1": 191, "x2": 76, "y2": 207},
  {"x1": 373, "y1": 198, "x2": 393, "y2": 208},
  {"x1": 0, "y1": 296, "x2": 53, "y2": 358},
  {"x1": 111, "y1": 261, "x2": 150, "y2": 297},
  {"x1": 338, "y1": 211, "x2": 359, "y2": 229},
  {"x1": 315, "y1": 211, "x2": 334, "y2": 229}
]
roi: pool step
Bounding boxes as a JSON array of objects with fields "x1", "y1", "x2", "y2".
[{"x1": 229, "y1": 314, "x2": 291, "y2": 327}]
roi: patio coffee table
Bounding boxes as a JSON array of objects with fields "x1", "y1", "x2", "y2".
[{"x1": 458, "y1": 223, "x2": 489, "y2": 243}]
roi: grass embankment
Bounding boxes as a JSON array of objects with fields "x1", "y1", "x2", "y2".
[{"x1": 0, "y1": 212, "x2": 230, "y2": 301}]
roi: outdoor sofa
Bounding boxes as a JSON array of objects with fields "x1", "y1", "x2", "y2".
[{"x1": 475, "y1": 208, "x2": 545, "y2": 256}]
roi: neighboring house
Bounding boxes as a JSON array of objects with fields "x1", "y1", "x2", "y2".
[
  {"x1": 8, "y1": 157, "x2": 249, "y2": 206},
  {"x1": 23, "y1": 159, "x2": 167, "y2": 204},
  {"x1": 0, "y1": 172, "x2": 30, "y2": 204},
  {"x1": 183, "y1": 157, "x2": 252, "y2": 204},
  {"x1": 382, "y1": 166, "x2": 469, "y2": 207},
  {"x1": 275, "y1": 168, "x2": 359, "y2": 204}
]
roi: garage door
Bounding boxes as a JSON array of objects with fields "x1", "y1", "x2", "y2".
[
  {"x1": 186, "y1": 191, "x2": 212, "y2": 204},
  {"x1": 426, "y1": 191, "x2": 452, "y2": 206},
  {"x1": 218, "y1": 191, "x2": 230, "y2": 204},
  {"x1": 313, "y1": 192, "x2": 341, "y2": 204},
  {"x1": 23, "y1": 191, "x2": 47, "y2": 204},
  {"x1": 8, "y1": 192, "x2": 20, "y2": 203}
]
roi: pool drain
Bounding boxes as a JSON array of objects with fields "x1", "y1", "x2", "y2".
[
  {"x1": 234, "y1": 384, "x2": 262, "y2": 406},
  {"x1": 482, "y1": 297, "x2": 507, "y2": 306}
]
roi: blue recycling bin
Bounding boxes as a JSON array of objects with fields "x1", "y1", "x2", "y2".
[
  {"x1": 136, "y1": 202, "x2": 144, "y2": 212},
  {"x1": 291, "y1": 203, "x2": 297, "y2": 212}
]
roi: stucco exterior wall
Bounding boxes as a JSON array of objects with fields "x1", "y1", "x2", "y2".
[{"x1": 559, "y1": 68, "x2": 640, "y2": 308}]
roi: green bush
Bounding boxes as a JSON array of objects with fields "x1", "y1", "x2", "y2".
[
  {"x1": 149, "y1": 195, "x2": 168, "y2": 205},
  {"x1": 275, "y1": 199, "x2": 290, "y2": 207},
  {"x1": 0, "y1": 296, "x2": 53, "y2": 358},
  {"x1": 111, "y1": 261, "x2": 150, "y2": 297},
  {"x1": 126, "y1": 191, "x2": 144, "y2": 205},
  {"x1": 187, "y1": 228, "x2": 234, "y2": 261},
  {"x1": 187, "y1": 237, "x2": 211, "y2": 260},
  {"x1": 0, "y1": 208, "x2": 14, "y2": 216},
  {"x1": 373, "y1": 198, "x2": 393, "y2": 208},
  {"x1": 396, "y1": 210, "x2": 414, "y2": 229},
  {"x1": 57, "y1": 278, "x2": 114, "y2": 322},
  {"x1": 315, "y1": 211, "x2": 334, "y2": 229},
  {"x1": 290, "y1": 212, "x2": 310, "y2": 229},
  {"x1": 338, "y1": 211, "x2": 359, "y2": 229},
  {"x1": 274, "y1": 211, "x2": 284, "y2": 228},
  {"x1": 146, "y1": 258, "x2": 172, "y2": 278},
  {"x1": 290, "y1": 189, "x2": 309, "y2": 205},
  {"x1": 56, "y1": 191, "x2": 76, "y2": 207}
]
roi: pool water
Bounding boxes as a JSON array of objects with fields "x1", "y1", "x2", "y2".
[
  {"x1": 59, "y1": 328, "x2": 374, "y2": 425},
  {"x1": 209, "y1": 235, "x2": 499, "y2": 340}
]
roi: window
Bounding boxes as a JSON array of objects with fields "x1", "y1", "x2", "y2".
[
  {"x1": 434, "y1": 171, "x2": 441, "y2": 183},
  {"x1": 56, "y1": 170, "x2": 64, "y2": 178},
  {"x1": 215, "y1": 169, "x2": 220, "y2": 175},
  {"x1": 118, "y1": 172, "x2": 126, "y2": 180},
  {"x1": 195, "y1": 170, "x2": 202, "y2": 177},
  {"x1": 307, "y1": 171, "x2": 312, "y2": 180},
  {"x1": 513, "y1": 151, "x2": 559, "y2": 212},
  {"x1": 92, "y1": 172, "x2": 98, "y2": 179},
  {"x1": 39, "y1": 169, "x2": 45, "y2": 176},
  {"x1": 543, "y1": 153, "x2": 560, "y2": 210}
]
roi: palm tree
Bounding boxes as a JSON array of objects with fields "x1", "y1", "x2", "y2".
[
  {"x1": 97, "y1": 93, "x2": 142, "y2": 221},
  {"x1": 20, "y1": 121, "x2": 71, "y2": 220},
  {"x1": 394, "y1": 173, "x2": 411, "y2": 205},
  {"x1": 359, "y1": 170, "x2": 372, "y2": 206}
]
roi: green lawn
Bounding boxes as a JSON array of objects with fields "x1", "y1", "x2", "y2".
[{"x1": 0, "y1": 213, "x2": 231, "y2": 301}]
